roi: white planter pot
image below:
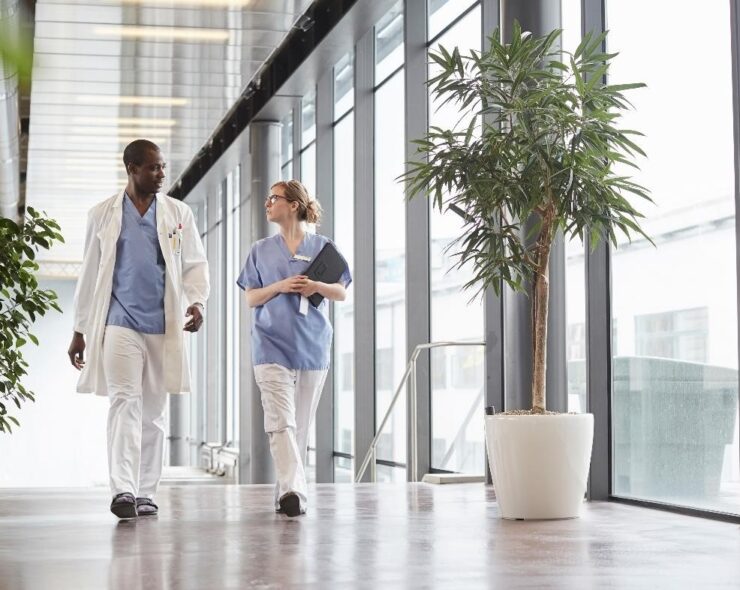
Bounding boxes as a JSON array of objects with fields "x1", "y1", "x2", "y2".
[{"x1": 485, "y1": 413, "x2": 594, "y2": 520}]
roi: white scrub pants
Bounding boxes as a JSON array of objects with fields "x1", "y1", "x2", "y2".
[
  {"x1": 103, "y1": 325, "x2": 168, "y2": 499},
  {"x1": 254, "y1": 363, "x2": 328, "y2": 510}
]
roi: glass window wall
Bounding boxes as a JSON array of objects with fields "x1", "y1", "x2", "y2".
[
  {"x1": 608, "y1": 0, "x2": 739, "y2": 515},
  {"x1": 427, "y1": 4, "x2": 485, "y2": 476}
]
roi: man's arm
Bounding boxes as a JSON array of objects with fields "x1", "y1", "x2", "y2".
[
  {"x1": 68, "y1": 209, "x2": 101, "y2": 369},
  {"x1": 180, "y1": 206, "x2": 210, "y2": 331}
]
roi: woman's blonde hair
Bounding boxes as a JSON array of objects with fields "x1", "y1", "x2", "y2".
[{"x1": 271, "y1": 180, "x2": 322, "y2": 225}]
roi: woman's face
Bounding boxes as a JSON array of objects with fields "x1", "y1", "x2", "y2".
[{"x1": 265, "y1": 184, "x2": 298, "y2": 223}]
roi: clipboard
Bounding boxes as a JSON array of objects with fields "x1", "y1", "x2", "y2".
[{"x1": 303, "y1": 242, "x2": 347, "y2": 307}]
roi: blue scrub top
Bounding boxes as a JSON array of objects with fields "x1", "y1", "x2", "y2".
[
  {"x1": 237, "y1": 232, "x2": 352, "y2": 371},
  {"x1": 106, "y1": 194, "x2": 166, "y2": 334}
]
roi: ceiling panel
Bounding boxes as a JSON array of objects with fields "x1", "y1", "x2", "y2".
[{"x1": 27, "y1": 0, "x2": 312, "y2": 269}]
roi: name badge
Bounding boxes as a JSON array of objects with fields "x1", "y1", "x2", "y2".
[{"x1": 293, "y1": 254, "x2": 312, "y2": 262}]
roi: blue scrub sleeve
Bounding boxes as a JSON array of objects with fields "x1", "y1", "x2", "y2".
[{"x1": 236, "y1": 247, "x2": 262, "y2": 290}]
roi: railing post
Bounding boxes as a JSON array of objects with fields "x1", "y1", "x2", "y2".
[{"x1": 410, "y1": 356, "x2": 418, "y2": 482}]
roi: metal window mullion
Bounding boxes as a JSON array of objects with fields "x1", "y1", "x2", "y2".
[
  {"x1": 315, "y1": 67, "x2": 335, "y2": 483},
  {"x1": 354, "y1": 26, "x2": 376, "y2": 482},
  {"x1": 731, "y1": 0, "x2": 740, "y2": 485},
  {"x1": 404, "y1": 0, "x2": 432, "y2": 483},
  {"x1": 583, "y1": 0, "x2": 611, "y2": 501}
]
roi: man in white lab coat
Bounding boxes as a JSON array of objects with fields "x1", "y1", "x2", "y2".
[{"x1": 67, "y1": 140, "x2": 209, "y2": 519}]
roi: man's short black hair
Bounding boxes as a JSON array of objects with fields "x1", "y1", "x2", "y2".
[{"x1": 123, "y1": 139, "x2": 161, "y2": 171}]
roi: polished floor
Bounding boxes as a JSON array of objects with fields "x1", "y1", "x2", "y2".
[{"x1": 0, "y1": 483, "x2": 739, "y2": 589}]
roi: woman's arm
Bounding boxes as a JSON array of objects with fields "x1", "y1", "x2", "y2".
[
  {"x1": 299, "y1": 280, "x2": 347, "y2": 302},
  {"x1": 245, "y1": 276, "x2": 309, "y2": 308}
]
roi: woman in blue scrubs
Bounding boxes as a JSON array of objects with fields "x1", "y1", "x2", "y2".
[{"x1": 237, "y1": 180, "x2": 351, "y2": 517}]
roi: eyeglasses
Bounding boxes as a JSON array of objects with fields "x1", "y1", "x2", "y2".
[{"x1": 265, "y1": 194, "x2": 287, "y2": 205}]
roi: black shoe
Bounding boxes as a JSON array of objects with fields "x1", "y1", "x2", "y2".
[
  {"x1": 110, "y1": 493, "x2": 137, "y2": 519},
  {"x1": 278, "y1": 493, "x2": 304, "y2": 517},
  {"x1": 136, "y1": 497, "x2": 158, "y2": 516}
]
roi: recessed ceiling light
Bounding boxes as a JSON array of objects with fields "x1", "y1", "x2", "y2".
[
  {"x1": 61, "y1": 177, "x2": 129, "y2": 184},
  {"x1": 120, "y1": 0, "x2": 253, "y2": 7},
  {"x1": 94, "y1": 25, "x2": 230, "y2": 42},
  {"x1": 66, "y1": 134, "x2": 171, "y2": 142},
  {"x1": 77, "y1": 95, "x2": 188, "y2": 106},
  {"x1": 72, "y1": 117, "x2": 177, "y2": 127},
  {"x1": 74, "y1": 126, "x2": 173, "y2": 137}
]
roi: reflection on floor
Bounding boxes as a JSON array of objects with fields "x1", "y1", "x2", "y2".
[{"x1": 1, "y1": 483, "x2": 739, "y2": 589}]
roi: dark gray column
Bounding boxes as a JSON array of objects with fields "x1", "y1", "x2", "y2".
[
  {"x1": 238, "y1": 121, "x2": 280, "y2": 484},
  {"x1": 482, "y1": 0, "x2": 504, "y2": 484},
  {"x1": 315, "y1": 68, "x2": 335, "y2": 483},
  {"x1": 583, "y1": 0, "x2": 610, "y2": 501},
  {"x1": 500, "y1": 0, "x2": 566, "y2": 413},
  {"x1": 354, "y1": 27, "x2": 376, "y2": 482},
  {"x1": 404, "y1": 0, "x2": 431, "y2": 483}
]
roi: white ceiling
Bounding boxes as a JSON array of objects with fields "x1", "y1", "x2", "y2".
[{"x1": 26, "y1": 0, "x2": 312, "y2": 273}]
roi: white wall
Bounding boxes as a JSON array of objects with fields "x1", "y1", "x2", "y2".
[{"x1": 0, "y1": 279, "x2": 109, "y2": 488}]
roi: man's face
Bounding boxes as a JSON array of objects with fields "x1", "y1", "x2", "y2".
[{"x1": 128, "y1": 149, "x2": 166, "y2": 195}]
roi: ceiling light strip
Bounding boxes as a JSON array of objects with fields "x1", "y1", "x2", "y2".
[{"x1": 94, "y1": 25, "x2": 230, "y2": 42}]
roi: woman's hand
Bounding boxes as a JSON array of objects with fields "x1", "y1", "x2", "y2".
[
  {"x1": 297, "y1": 279, "x2": 320, "y2": 298},
  {"x1": 276, "y1": 275, "x2": 310, "y2": 294}
]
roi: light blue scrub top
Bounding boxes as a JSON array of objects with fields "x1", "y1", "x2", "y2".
[
  {"x1": 106, "y1": 194, "x2": 166, "y2": 334},
  {"x1": 237, "y1": 232, "x2": 352, "y2": 371}
]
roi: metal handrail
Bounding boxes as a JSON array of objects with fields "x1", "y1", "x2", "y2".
[{"x1": 355, "y1": 340, "x2": 486, "y2": 483}]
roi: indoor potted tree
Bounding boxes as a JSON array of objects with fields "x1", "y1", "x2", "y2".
[
  {"x1": 404, "y1": 24, "x2": 651, "y2": 519},
  {"x1": 0, "y1": 208, "x2": 64, "y2": 433}
]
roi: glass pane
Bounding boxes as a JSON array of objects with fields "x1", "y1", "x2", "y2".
[
  {"x1": 334, "y1": 113, "x2": 355, "y2": 462},
  {"x1": 281, "y1": 161, "x2": 292, "y2": 181},
  {"x1": 428, "y1": 5, "x2": 484, "y2": 475},
  {"x1": 566, "y1": 237, "x2": 586, "y2": 413},
  {"x1": 334, "y1": 455, "x2": 354, "y2": 483},
  {"x1": 225, "y1": 172, "x2": 234, "y2": 444},
  {"x1": 375, "y1": 70, "x2": 406, "y2": 468},
  {"x1": 428, "y1": 0, "x2": 477, "y2": 41},
  {"x1": 561, "y1": 0, "x2": 582, "y2": 57},
  {"x1": 334, "y1": 52, "x2": 354, "y2": 120},
  {"x1": 231, "y1": 166, "x2": 241, "y2": 446},
  {"x1": 608, "y1": 0, "x2": 739, "y2": 514},
  {"x1": 562, "y1": 0, "x2": 585, "y2": 415},
  {"x1": 375, "y1": 1, "x2": 404, "y2": 83},
  {"x1": 375, "y1": 463, "x2": 407, "y2": 483},
  {"x1": 281, "y1": 113, "x2": 293, "y2": 166},
  {"x1": 301, "y1": 89, "x2": 316, "y2": 147}
]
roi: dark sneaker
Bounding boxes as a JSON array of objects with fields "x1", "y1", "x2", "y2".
[
  {"x1": 278, "y1": 493, "x2": 305, "y2": 517},
  {"x1": 136, "y1": 497, "x2": 158, "y2": 516},
  {"x1": 110, "y1": 493, "x2": 137, "y2": 519}
]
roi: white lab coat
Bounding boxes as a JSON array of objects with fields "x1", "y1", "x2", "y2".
[{"x1": 73, "y1": 189, "x2": 210, "y2": 396}]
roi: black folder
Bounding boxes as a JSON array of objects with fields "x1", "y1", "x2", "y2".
[{"x1": 303, "y1": 242, "x2": 347, "y2": 307}]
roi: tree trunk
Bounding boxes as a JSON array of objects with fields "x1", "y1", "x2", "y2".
[{"x1": 531, "y1": 215, "x2": 554, "y2": 413}]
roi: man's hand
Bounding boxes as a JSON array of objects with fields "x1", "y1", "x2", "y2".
[
  {"x1": 68, "y1": 332, "x2": 86, "y2": 370},
  {"x1": 184, "y1": 304, "x2": 204, "y2": 332}
]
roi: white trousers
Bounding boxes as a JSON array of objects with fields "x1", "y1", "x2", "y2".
[
  {"x1": 103, "y1": 325, "x2": 168, "y2": 499},
  {"x1": 254, "y1": 363, "x2": 328, "y2": 510}
]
